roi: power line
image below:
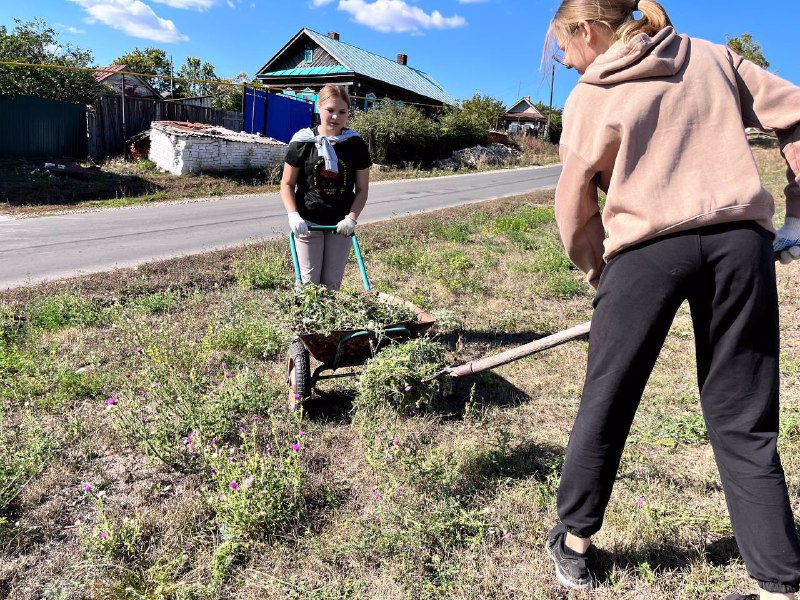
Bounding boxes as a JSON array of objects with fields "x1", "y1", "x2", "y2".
[{"x1": 0, "y1": 60, "x2": 457, "y2": 109}]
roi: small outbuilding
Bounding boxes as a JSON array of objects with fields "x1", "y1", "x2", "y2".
[
  {"x1": 501, "y1": 96, "x2": 547, "y2": 136},
  {"x1": 148, "y1": 121, "x2": 286, "y2": 175}
]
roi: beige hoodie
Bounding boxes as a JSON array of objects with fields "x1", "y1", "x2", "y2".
[{"x1": 556, "y1": 26, "x2": 800, "y2": 287}]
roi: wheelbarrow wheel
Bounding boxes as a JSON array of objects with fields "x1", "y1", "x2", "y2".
[{"x1": 287, "y1": 338, "x2": 311, "y2": 411}]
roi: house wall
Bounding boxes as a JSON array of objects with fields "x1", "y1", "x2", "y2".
[
  {"x1": 274, "y1": 43, "x2": 339, "y2": 70},
  {"x1": 149, "y1": 127, "x2": 286, "y2": 175}
]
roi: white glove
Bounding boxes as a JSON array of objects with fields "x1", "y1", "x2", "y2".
[
  {"x1": 336, "y1": 215, "x2": 357, "y2": 236},
  {"x1": 774, "y1": 217, "x2": 800, "y2": 264},
  {"x1": 288, "y1": 211, "x2": 308, "y2": 236}
]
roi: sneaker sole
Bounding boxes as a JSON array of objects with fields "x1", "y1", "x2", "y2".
[{"x1": 545, "y1": 538, "x2": 593, "y2": 590}]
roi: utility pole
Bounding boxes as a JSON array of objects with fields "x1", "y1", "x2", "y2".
[
  {"x1": 545, "y1": 63, "x2": 555, "y2": 140},
  {"x1": 170, "y1": 55, "x2": 174, "y2": 95}
]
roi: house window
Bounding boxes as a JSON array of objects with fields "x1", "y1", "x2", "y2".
[{"x1": 304, "y1": 49, "x2": 313, "y2": 64}]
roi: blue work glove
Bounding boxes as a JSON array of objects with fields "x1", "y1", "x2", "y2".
[
  {"x1": 336, "y1": 215, "x2": 357, "y2": 236},
  {"x1": 288, "y1": 211, "x2": 309, "y2": 236},
  {"x1": 774, "y1": 217, "x2": 800, "y2": 264}
]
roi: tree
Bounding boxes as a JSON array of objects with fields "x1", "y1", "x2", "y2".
[
  {"x1": 726, "y1": 33, "x2": 769, "y2": 69},
  {"x1": 0, "y1": 17, "x2": 105, "y2": 103},
  {"x1": 114, "y1": 47, "x2": 173, "y2": 94},
  {"x1": 210, "y1": 72, "x2": 252, "y2": 112},
  {"x1": 534, "y1": 100, "x2": 562, "y2": 131},
  {"x1": 461, "y1": 93, "x2": 506, "y2": 131},
  {"x1": 175, "y1": 56, "x2": 218, "y2": 97}
]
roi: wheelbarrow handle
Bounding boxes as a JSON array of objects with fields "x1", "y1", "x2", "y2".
[{"x1": 289, "y1": 228, "x2": 371, "y2": 291}]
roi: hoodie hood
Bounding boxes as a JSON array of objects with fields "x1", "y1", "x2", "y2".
[{"x1": 580, "y1": 26, "x2": 690, "y2": 85}]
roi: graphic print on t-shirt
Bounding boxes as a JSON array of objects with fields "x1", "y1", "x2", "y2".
[{"x1": 312, "y1": 157, "x2": 351, "y2": 198}]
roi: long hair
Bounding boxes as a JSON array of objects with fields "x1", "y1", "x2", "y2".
[{"x1": 542, "y1": 0, "x2": 672, "y2": 69}]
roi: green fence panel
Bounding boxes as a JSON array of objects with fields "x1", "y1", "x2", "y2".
[{"x1": 0, "y1": 95, "x2": 87, "y2": 157}]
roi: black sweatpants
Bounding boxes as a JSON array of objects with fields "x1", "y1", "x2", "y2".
[{"x1": 556, "y1": 222, "x2": 800, "y2": 593}]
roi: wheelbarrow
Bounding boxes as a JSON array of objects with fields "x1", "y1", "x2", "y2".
[{"x1": 286, "y1": 225, "x2": 436, "y2": 410}]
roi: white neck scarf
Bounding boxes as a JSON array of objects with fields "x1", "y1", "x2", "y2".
[{"x1": 289, "y1": 127, "x2": 361, "y2": 174}]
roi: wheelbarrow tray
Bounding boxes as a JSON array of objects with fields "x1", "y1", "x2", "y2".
[{"x1": 297, "y1": 292, "x2": 435, "y2": 367}]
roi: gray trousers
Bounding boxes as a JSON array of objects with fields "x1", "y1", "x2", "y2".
[{"x1": 294, "y1": 228, "x2": 352, "y2": 290}]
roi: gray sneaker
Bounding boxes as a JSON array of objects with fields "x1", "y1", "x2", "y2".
[{"x1": 546, "y1": 523, "x2": 592, "y2": 590}]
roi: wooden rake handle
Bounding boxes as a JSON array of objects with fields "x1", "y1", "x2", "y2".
[{"x1": 444, "y1": 320, "x2": 591, "y2": 379}]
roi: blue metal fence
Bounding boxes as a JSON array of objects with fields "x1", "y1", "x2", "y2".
[{"x1": 243, "y1": 88, "x2": 313, "y2": 143}]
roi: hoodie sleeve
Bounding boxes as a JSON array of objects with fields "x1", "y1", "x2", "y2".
[
  {"x1": 730, "y1": 51, "x2": 800, "y2": 218},
  {"x1": 555, "y1": 144, "x2": 606, "y2": 288}
]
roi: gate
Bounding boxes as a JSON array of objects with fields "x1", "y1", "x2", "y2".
[{"x1": 243, "y1": 88, "x2": 313, "y2": 143}]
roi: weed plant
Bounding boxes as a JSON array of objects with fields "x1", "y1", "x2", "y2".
[
  {"x1": 234, "y1": 247, "x2": 292, "y2": 290},
  {"x1": 287, "y1": 283, "x2": 416, "y2": 335},
  {"x1": 203, "y1": 417, "x2": 306, "y2": 540}
]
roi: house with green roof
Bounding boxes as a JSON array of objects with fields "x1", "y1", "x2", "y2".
[{"x1": 255, "y1": 29, "x2": 457, "y2": 112}]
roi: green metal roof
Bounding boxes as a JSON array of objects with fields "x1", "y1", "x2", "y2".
[
  {"x1": 262, "y1": 65, "x2": 350, "y2": 77},
  {"x1": 258, "y1": 29, "x2": 456, "y2": 105}
]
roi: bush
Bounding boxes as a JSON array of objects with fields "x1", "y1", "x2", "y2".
[{"x1": 349, "y1": 100, "x2": 440, "y2": 165}]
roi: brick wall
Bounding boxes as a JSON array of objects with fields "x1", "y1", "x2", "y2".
[{"x1": 149, "y1": 125, "x2": 287, "y2": 175}]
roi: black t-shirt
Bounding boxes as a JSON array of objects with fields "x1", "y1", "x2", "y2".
[{"x1": 284, "y1": 128, "x2": 372, "y2": 225}]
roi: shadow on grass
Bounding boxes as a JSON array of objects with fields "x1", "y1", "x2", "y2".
[
  {"x1": 0, "y1": 159, "x2": 163, "y2": 205},
  {"x1": 588, "y1": 535, "x2": 744, "y2": 586}
]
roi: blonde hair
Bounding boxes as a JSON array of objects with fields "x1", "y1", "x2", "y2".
[
  {"x1": 543, "y1": 0, "x2": 672, "y2": 68},
  {"x1": 317, "y1": 84, "x2": 351, "y2": 107}
]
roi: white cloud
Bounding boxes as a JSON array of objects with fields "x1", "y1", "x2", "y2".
[
  {"x1": 336, "y1": 0, "x2": 466, "y2": 33},
  {"x1": 150, "y1": 0, "x2": 217, "y2": 9},
  {"x1": 71, "y1": 0, "x2": 189, "y2": 43},
  {"x1": 57, "y1": 23, "x2": 87, "y2": 34},
  {"x1": 311, "y1": 0, "x2": 335, "y2": 6}
]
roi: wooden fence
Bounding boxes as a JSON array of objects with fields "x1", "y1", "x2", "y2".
[{"x1": 88, "y1": 96, "x2": 243, "y2": 158}]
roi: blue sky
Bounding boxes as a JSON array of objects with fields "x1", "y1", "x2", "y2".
[{"x1": 3, "y1": 0, "x2": 799, "y2": 109}]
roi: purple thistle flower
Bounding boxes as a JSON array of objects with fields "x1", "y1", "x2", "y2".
[
  {"x1": 393, "y1": 439, "x2": 399, "y2": 446},
  {"x1": 294, "y1": 393, "x2": 300, "y2": 400},
  {"x1": 404, "y1": 385, "x2": 413, "y2": 392},
  {"x1": 100, "y1": 531, "x2": 108, "y2": 540},
  {"x1": 298, "y1": 430, "x2": 305, "y2": 437},
  {"x1": 291, "y1": 443, "x2": 301, "y2": 451},
  {"x1": 4, "y1": 400, "x2": 11, "y2": 407},
  {"x1": 134, "y1": 347, "x2": 142, "y2": 354},
  {"x1": 224, "y1": 372, "x2": 231, "y2": 379},
  {"x1": 106, "y1": 396, "x2": 117, "y2": 406},
  {"x1": 84, "y1": 484, "x2": 92, "y2": 492},
  {"x1": 152, "y1": 381, "x2": 161, "y2": 388},
  {"x1": 637, "y1": 496, "x2": 646, "y2": 508},
  {"x1": 230, "y1": 481, "x2": 238, "y2": 490}
]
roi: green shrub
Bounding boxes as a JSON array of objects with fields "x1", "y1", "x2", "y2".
[{"x1": 349, "y1": 100, "x2": 440, "y2": 165}]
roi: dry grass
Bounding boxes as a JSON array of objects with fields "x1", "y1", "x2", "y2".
[{"x1": 0, "y1": 147, "x2": 797, "y2": 600}]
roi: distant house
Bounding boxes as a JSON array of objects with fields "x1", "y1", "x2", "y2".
[
  {"x1": 255, "y1": 29, "x2": 456, "y2": 112},
  {"x1": 94, "y1": 65, "x2": 161, "y2": 99},
  {"x1": 502, "y1": 96, "x2": 547, "y2": 136}
]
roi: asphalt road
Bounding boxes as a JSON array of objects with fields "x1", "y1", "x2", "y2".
[{"x1": 0, "y1": 164, "x2": 561, "y2": 289}]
